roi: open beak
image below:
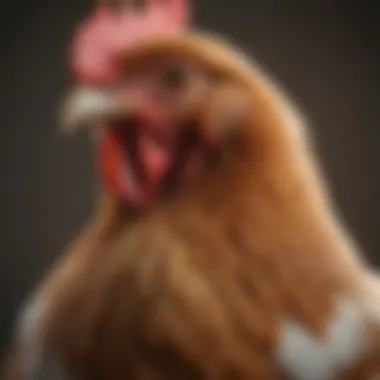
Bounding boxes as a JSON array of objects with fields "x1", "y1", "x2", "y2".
[
  {"x1": 60, "y1": 84, "x2": 180, "y2": 205},
  {"x1": 60, "y1": 84, "x2": 214, "y2": 205},
  {"x1": 60, "y1": 86, "x2": 129, "y2": 133}
]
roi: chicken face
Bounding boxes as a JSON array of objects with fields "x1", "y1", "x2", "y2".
[{"x1": 63, "y1": 34, "x2": 253, "y2": 206}]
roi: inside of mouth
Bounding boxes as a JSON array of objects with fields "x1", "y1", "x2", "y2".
[{"x1": 105, "y1": 117, "x2": 206, "y2": 204}]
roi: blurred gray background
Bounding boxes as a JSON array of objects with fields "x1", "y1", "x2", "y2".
[{"x1": 1, "y1": 0, "x2": 379, "y2": 349}]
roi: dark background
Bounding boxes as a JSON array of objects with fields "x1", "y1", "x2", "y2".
[{"x1": 1, "y1": 0, "x2": 379, "y2": 349}]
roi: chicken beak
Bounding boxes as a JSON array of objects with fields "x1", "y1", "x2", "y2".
[{"x1": 60, "y1": 86, "x2": 129, "y2": 133}]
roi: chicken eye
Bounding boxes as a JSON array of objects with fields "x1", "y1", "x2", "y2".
[{"x1": 161, "y1": 65, "x2": 187, "y2": 90}]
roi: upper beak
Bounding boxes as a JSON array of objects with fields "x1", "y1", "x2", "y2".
[{"x1": 60, "y1": 86, "x2": 130, "y2": 132}]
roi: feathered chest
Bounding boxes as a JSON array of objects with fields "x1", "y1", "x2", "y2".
[{"x1": 29, "y1": 211, "x2": 380, "y2": 380}]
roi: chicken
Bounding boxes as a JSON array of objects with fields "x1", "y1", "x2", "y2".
[{"x1": 2, "y1": 32, "x2": 380, "y2": 380}]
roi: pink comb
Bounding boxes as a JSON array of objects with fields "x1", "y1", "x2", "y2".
[{"x1": 70, "y1": 0, "x2": 190, "y2": 85}]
